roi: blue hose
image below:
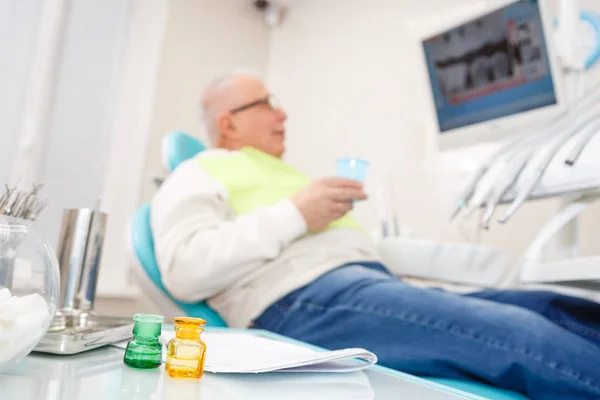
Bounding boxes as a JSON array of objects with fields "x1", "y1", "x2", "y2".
[
  {"x1": 580, "y1": 10, "x2": 600, "y2": 70},
  {"x1": 554, "y1": 10, "x2": 600, "y2": 70}
]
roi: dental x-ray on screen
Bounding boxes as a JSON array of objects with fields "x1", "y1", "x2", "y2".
[{"x1": 422, "y1": 0, "x2": 560, "y2": 146}]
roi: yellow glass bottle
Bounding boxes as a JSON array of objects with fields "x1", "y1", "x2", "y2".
[{"x1": 165, "y1": 317, "x2": 207, "y2": 379}]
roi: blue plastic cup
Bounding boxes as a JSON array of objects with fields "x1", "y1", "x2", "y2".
[{"x1": 336, "y1": 158, "x2": 369, "y2": 183}]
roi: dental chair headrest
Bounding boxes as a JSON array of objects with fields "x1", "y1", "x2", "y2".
[{"x1": 161, "y1": 131, "x2": 206, "y2": 172}]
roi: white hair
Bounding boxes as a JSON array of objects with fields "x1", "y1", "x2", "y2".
[{"x1": 199, "y1": 68, "x2": 262, "y2": 146}]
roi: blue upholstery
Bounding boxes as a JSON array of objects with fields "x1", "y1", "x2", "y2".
[
  {"x1": 131, "y1": 131, "x2": 226, "y2": 325},
  {"x1": 130, "y1": 203, "x2": 227, "y2": 327},
  {"x1": 164, "y1": 131, "x2": 206, "y2": 172}
]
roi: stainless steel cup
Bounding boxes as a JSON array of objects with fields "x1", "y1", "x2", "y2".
[{"x1": 56, "y1": 208, "x2": 107, "y2": 315}]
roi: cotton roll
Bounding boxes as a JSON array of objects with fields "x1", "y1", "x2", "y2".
[
  {"x1": 0, "y1": 288, "x2": 11, "y2": 302},
  {"x1": 0, "y1": 292, "x2": 50, "y2": 364}
]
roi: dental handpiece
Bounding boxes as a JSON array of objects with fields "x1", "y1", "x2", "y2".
[
  {"x1": 481, "y1": 148, "x2": 534, "y2": 229},
  {"x1": 449, "y1": 165, "x2": 488, "y2": 221},
  {"x1": 564, "y1": 115, "x2": 600, "y2": 166},
  {"x1": 461, "y1": 159, "x2": 509, "y2": 220}
]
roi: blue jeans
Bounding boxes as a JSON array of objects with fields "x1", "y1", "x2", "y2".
[{"x1": 253, "y1": 263, "x2": 600, "y2": 400}]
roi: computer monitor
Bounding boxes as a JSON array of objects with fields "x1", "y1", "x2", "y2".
[{"x1": 421, "y1": 0, "x2": 564, "y2": 150}]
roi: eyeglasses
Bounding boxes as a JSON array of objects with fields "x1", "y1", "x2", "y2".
[{"x1": 230, "y1": 95, "x2": 281, "y2": 114}]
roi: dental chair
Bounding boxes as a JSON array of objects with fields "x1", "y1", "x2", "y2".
[
  {"x1": 129, "y1": 131, "x2": 227, "y2": 326},
  {"x1": 130, "y1": 131, "x2": 527, "y2": 399}
]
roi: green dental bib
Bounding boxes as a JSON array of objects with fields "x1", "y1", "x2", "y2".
[{"x1": 199, "y1": 147, "x2": 363, "y2": 231}]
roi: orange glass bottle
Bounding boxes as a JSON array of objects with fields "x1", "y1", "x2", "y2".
[{"x1": 165, "y1": 317, "x2": 207, "y2": 379}]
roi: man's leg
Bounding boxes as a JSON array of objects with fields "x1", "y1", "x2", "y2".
[
  {"x1": 254, "y1": 266, "x2": 600, "y2": 400},
  {"x1": 465, "y1": 289, "x2": 600, "y2": 347}
]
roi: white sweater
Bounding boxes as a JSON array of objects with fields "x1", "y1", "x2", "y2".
[{"x1": 150, "y1": 149, "x2": 381, "y2": 328}]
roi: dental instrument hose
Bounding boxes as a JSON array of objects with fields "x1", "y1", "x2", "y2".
[
  {"x1": 499, "y1": 110, "x2": 600, "y2": 224},
  {"x1": 450, "y1": 120, "x2": 555, "y2": 221},
  {"x1": 453, "y1": 115, "x2": 566, "y2": 221},
  {"x1": 452, "y1": 79, "x2": 600, "y2": 222}
]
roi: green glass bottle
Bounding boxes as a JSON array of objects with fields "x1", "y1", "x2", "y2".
[{"x1": 123, "y1": 314, "x2": 164, "y2": 369}]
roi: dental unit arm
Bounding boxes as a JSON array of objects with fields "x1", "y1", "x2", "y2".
[
  {"x1": 380, "y1": 0, "x2": 600, "y2": 290},
  {"x1": 453, "y1": 0, "x2": 600, "y2": 290},
  {"x1": 452, "y1": 0, "x2": 600, "y2": 223}
]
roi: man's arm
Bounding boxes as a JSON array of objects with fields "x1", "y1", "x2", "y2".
[{"x1": 150, "y1": 158, "x2": 307, "y2": 302}]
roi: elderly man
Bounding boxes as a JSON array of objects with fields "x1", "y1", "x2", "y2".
[{"x1": 152, "y1": 71, "x2": 600, "y2": 399}]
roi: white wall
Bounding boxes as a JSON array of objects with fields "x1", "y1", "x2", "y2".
[
  {"x1": 0, "y1": 1, "x2": 163, "y2": 302},
  {"x1": 141, "y1": 0, "x2": 271, "y2": 202},
  {"x1": 37, "y1": 0, "x2": 131, "y2": 249},
  {"x1": 0, "y1": 0, "x2": 41, "y2": 187},
  {"x1": 266, "y1": 0, "x2": 600, "y2": 262},
  {"x1": 94, "y1": 0, "x2": 271, "y2": 313}
]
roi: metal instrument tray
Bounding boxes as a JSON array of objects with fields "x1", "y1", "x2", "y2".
[{"x1": 34, "y1": 314, "x2": 133, "y2": 355}]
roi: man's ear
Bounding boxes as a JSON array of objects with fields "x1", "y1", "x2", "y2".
[{"x1": 216, "y1": 112, "x2": 236, "y2": 140}]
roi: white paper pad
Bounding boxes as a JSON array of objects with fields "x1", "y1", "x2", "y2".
[{"x1": 113, "y1": 330, "x2": 377, "y2": 374}]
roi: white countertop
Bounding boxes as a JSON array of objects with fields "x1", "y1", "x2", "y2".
[{"x1": 0, "y1": 335, "x2": 482, "y2": 400}]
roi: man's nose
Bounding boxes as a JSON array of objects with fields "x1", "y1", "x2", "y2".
[{"x1": 276, "y1": 108, "x2": 287, "y2": 122}]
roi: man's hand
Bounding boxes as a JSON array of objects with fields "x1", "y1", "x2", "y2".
[{"x1": 291, "y1": 177, "x2": 367, "y2": 232}]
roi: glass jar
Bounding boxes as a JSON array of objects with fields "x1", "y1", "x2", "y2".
[
  {"x1": 123, "y1": 314, "x2": 164, "y2": 369},
  {"x1": 165, "y1": 317, "x2": 207, "y2": 379},
  {"x1": 0, "y1": 216, "x2": 60, "y2": 371}
]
